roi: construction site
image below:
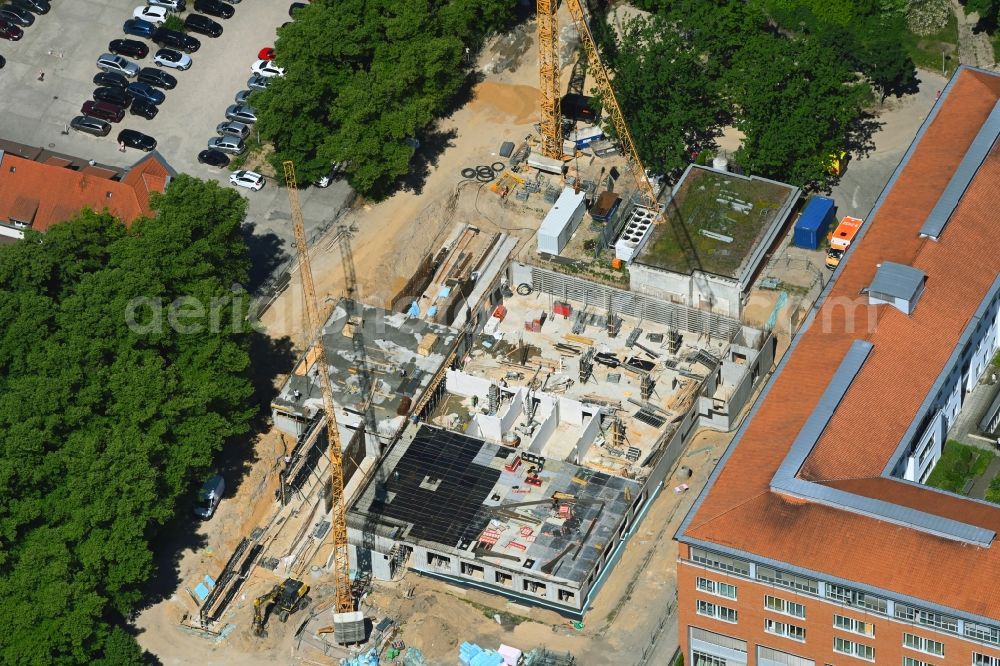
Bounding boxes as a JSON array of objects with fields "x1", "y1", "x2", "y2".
[{"x1": 133, "y1": 3, "x2": 796, "y2": 665}]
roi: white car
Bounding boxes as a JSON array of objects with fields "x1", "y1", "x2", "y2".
[
  {"x1": 133, "y1": 5, "x2": 167, "y2": 23},
  {"x1": 153, "y1": 48, "x2": 192, "y2": 70},
  {"x1": 251, "y1": 59, "x2": 285, "y2": 78},
  {"x1": 147, "y1": 0, "x2": 184, "y2": 10},
  {"x1": 229, "y1": 170, "x2": 265, "y2": 191}
]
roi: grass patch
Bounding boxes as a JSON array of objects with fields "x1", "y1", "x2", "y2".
[
  {"x1": 162, "y1": 14, "x2": 185, "y2": 32},
  {"x1": 228, "y1": 133, "x2": 263, "y2": 172},
  {"x1": 902, "y1": 13, "x2": 959, "y2": 74},
  {"x1": 455, "y1": 596, "x2": 529, "y2": 628},
  {"x1": 925, "y1": 439, "x2": 995, "y2": 493},
  {"x1": 987, "y1": 475, "x2": 1000, "y2": 504},
  {"x1": 991, "y1": 349, "x2": 1000, "y2": 369}
]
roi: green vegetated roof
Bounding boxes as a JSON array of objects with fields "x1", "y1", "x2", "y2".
[{"x1": 636, "y1": 166, "x2": 794, "y2": 278}]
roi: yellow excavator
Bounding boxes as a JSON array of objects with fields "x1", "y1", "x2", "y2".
[{"x1": 251, "y1": 578, "x2": 311, "y2": 638}]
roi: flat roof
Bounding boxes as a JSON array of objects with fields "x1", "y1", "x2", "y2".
[
  {"x1": 352, "y1": 424, "x2": 640, "y2": 585},
  {"x1": 635, "y1": 165, "x2": 797, "y2": 278},
  {"x1": 678, "y1": 67, "x2": 1000, "y2": 621}
]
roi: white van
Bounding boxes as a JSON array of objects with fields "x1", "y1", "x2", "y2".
[{"x1": 193, "y1": 475, "x2": 225, "y2": 519}]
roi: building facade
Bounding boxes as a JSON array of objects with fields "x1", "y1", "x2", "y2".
[{"x1": 675, "y1": 66, "x2": 1000, "y2": 666}]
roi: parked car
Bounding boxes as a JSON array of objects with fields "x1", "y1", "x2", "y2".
[
  {"x1": 93, "y1": 71, "x2": 129, "y2": 90},
  {"x1": 246, "y1": 73, "x2": 269, "y2": 91},
  {"x1": 193, "y1": 475, "x2": 225, "y2": 519},
  {"x1": 216, "y1": 120, "x2": 249, "y2": 139},
  {"x1": 258, "y1": 47, "x2": 274, "y2": 61},
  {"x1": 130, "y1": 99, "x2": 159, "y2": 119},
  {"x1": 0, "y1": 18, "x2": 22, "y2": 40},
  {"x1": 109, "y1": 39, "x2": 149, "y2": 59},
  {"x1": 225, "y1": 104, "x2": 256, "y2": 124},
  {"x1": 127, "y1": 81, "x2": 165, "y2": 105},
  {"x1": 147, "y1": 0, "x2": 185, "y2": 10},
  {"x1": 153, "y1": 48, "x2": 191, "y2": 70},
  {"x1": 118, "y1": 128, "x2": 156, "y2": 151},
  {"x1": 208, "y1": 136, "x2": 245, "y2": 155},
  {"x1": 233, "y1": 89, "x2": 252, "y2": 104},
  {"x1": 183, "y1": 13, "x2": 221, "y2": 37},
  {"x1": 71, "y1": 115, "x2": 112, "y2": 137},
  {"x1": 152, "y1": 27, "x2": 199, "y2": 52},
  {"x1": 198, "y1": 148, "x2": 230, "y2": 167},
  {"x1": 81, "y1": 100, "x2": 125, "y2": 123},
  {"x1": 288, "y1": 2, "x2": 307, "y2": 16},
  {"x1": 194, "y1": 0, "x2": 233, "y2": 19},
  {"x1": 93, "y1": 86, "x2": 133, "y2": 108},
  {"x1": 133, "y1": 5, "x2": 166, "y2": 24},
  {"x1": 0, "y1": 4, "x2": 34, "y2": 26},
  {"x1": 13, "y1": 0, "x2": 49, "y2": 15},
  {"x1": 251, "y1": 59, "x2": 284, "y2": 78},
  {"x1": 229, "y1": 170, "x2": 265, "y2": 191},
  {"x1": 137, "y1": 66, "x2": 176, "y2": 89},
  {"x1": 0, "y1": 54, "x2": 5, "y2": 68},
  {"x1": 97, "y1": 53, "x2": 139, "y2": 78},
  {"x1": 122, "y1": 18, "x2": 156, "y2": 38}
]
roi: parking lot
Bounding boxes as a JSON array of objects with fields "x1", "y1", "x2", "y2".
[{"x1": 0, "y1": 0, "x2": 352, "y2": 265}]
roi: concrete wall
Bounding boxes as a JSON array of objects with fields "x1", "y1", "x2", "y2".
[
  {"x1": 629, "y1": 263, "x2": 742, "y2": 319},
  {"x1": 529, "y1": 408, "x2": 559, "y2": 454},
  {"x1": 699, "y1": 333, "x2": 776, "y2": 432},
  {"x1": 575, "y1": 412, "x2": 602, "y2": 464}
]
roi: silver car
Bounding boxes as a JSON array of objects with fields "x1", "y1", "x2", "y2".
[
  {"x1": 225, "y1": 104, "x2": 256, "y2": 124},
  {"x1": 97, "y1": 53, "x2": 139, "y2": 78},
  {"x1": 207, "y1": 135, "x2": 245, "y2": 155},
  {"x1": 216, "y1": 121, "x2": 250, "y2": 139}
]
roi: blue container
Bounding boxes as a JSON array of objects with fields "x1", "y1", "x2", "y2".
[{"x1": 793, "y1": 196, "x2": 836, "y2": 249}]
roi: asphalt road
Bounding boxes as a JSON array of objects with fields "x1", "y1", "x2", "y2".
[{"x1": 0, "y1": 0, "x2": 353, "y2": 284}]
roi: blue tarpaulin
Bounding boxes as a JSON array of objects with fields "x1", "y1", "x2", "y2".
[{"x1": 407, "y1": 300, "x2": 420, "y2": 317}]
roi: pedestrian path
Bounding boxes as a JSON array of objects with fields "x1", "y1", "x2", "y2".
[
  {"x1": 947, "y1": 377, "x2": 1000, "y2": 450},
  {"x1": 969, "y1": 454, "x2": 1000, "y2": 500}
]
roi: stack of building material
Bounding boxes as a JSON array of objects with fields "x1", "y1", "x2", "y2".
[
  {"x1": 498, "y1": 645, "x2": 523, "y2": 666},
  {"x1": 460, "y1": 643, "x2": 506, "y2": 666},
  {"x1": 417, "y1": 333, "x2": 438, "y2": 356}
]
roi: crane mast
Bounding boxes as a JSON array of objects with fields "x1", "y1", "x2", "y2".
[
  {"x1": 282, "y1": 161, "x2": 354, "y2": 615},
  {"x1": 538, "y1": 0, "x2": 660, "y2": 213},
  {"x1": 537, "y1": 0, "x2": 563, "y2": 160}
]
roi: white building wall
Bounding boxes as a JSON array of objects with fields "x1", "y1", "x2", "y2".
[{"x1": 628, "y1": 263, "x2": 742, "y2": 318}]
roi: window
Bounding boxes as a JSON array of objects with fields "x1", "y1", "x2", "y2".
[
  {"x1": 557, "y1": 588, "x2": 576, "y2": 603},
  {"x1": 756, "y1": 566, "x2": 819, "y2": 594},
  {"x1": 974, "y1": 653, "x2": 1000, "y2": 666},
  {"x1": 895, "y1": 604, "x2": 959, "y2": 633},
  {"x1": 697, "y1": 577, "x2": 737, "y2": 600},
  {"x1": 903, "y1": 633, "x2": 944, "y2": 657},
  {"x1": 834, "y1": 637, "x2": 875, "y2": 661},
  {"x1": 426, "y1": 553, "x2": 451, "y2": 568},
  {"x1": 461, "y1": 562, "x2": 484, "y2": 579},
  {"x1": 765, "y1": 595, "x2": 806, "y2": 619},
  {"x1": 903, "y1": 658, "x2": 935, "y2": 666},
  {"x1": 825, "y1": 584, "x2": 887, "y2": 614},
  {"x1": 692, "y1": 652, "x2": 726, "y2": 666},
  {"x1": 918, "y1": 437, "x2": 935, "y2": 464},
  {"x1": 690, "y1": 547, "x2": 751, "y2": 576},
  {"x1": 495, "y1": 571, "x2": 512, "y2": 587},
  {"x1": 696, "y1": 599, "x2": 738, "y2": 624},
  {"x1": 834, "y1": 614, "x2": 875, "y2": 637},
  {"x1": 765, "y1": 618, "x2": 805, "y2": 642},
  {"x1": 523, "y1": 579, "x2": 546, "y2": 596},
  {"x1": 966, "y1": 622, "x2": 1000, "y2": 646}
]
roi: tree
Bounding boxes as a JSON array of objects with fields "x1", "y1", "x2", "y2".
[
  {"x1": 726, "y1": 33, "x2": 868, "y2": 189},
  {"x1": 601, "y1": 16, "x2": 726, "y2": 179},
  {"x1": 856, "y1": 16, "x2": 918, "y2": 101},
  {"x1": 255, "y1": 0, "x2": 518, "y2": 197},
  {"x1": 965, "y1": 0, "x2": 1000, "y2": 30},
  {"x1": 0, "y1": 176, "x2": 255, "y2": 663}
]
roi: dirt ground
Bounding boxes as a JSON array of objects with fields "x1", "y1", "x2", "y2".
[{"x1": 135, "y1": 6, "x2": 948, "y2": 664}]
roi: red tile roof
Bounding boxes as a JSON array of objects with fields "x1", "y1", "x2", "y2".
[
  {"x1": 0, "y1": 150, "x2": 172, "y2": 233},
  {"x1": 682, "y1": 68, "x2": 1000, "y2": 620}
]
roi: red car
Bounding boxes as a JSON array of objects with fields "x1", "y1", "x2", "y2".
[
  {"x1": 257, "y1": 47, "x2": 275, "y2": 61},
  {"x1": 0, "y1": 18, "x2": 23, "y2": 40}
]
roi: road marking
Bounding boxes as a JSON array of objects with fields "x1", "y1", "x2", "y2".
[{"x1": 852, "y1": 184, "x2": 859, "y2": 209}]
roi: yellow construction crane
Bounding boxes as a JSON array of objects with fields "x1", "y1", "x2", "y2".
[
  {"x1": 537, "y1": 0, "x2": 562, "y2": 160},
  {"x1": 536, "y1": 0, "x2": 660, "y2": 212},
  {"x1": 282, "y1": 161, "x2": 354, "y2": 615}
]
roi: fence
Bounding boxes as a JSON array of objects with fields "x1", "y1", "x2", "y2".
[{"x1": 515, "y1": 262, "x2": 743, "y2": 340}]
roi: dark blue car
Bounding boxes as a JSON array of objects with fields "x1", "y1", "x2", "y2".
[
  {"x1": 126, "y1": 82, "x2": 165, "y2": 106},
  {"x1": 123, "y1": 18, "x2": 155, "y2": 38}
]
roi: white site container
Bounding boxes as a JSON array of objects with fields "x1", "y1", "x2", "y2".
[
  {"x1": 537, "y1": 187, "x2": 587, "y2": 256},
  {"x1": 527, "y1": 153, "x2": 565, "y2": 174}
]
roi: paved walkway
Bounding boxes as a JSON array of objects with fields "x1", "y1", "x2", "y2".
[
  {"x1": 970, "y1": 454, "x2": 1000, "y2": 500},
  {"x1": 947, "y1": 377, "x2": 1000, "y2": 450},
  {"x1": 952, "y1": 0, "x2": 997, "y2": 70}
]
